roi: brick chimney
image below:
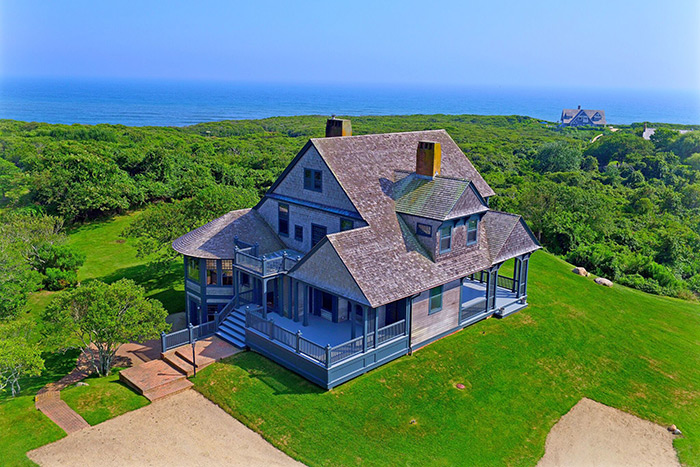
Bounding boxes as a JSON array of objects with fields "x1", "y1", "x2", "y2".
[
  {"x1": 577, "y1": 105, "x2": 581, "y2": 110},
  {"x1": 325, "y1": 117, "x2": 352, "y2": 137},
  {"x1": 416, "y1": 141, "x2": 441, "y2": 178}
]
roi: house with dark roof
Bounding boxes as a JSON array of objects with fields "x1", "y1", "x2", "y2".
[
  {"x1": 170, "y1": 118, "x2": 540, "y2": 389},
  {"x1": 560, "y1": 106, "x2": 606, "y2": 127}
]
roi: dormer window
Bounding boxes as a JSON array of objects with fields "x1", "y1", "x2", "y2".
[
  {"x1": 466, "y1": 218, "x2": 478, "y2": 245},
  {"x1": 439, "y1": 225, "x2": 452, "y2": 253},
  {"x1": 416, "y1": 223, "x2": 432, "y2": 237},
  {"x1": 304, "y1": 168, "x2": 322, "y2": 192}
]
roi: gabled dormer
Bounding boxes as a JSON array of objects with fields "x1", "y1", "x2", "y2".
[{"x1": 394, "y1": 141, "x2": 489, "y2": 261}]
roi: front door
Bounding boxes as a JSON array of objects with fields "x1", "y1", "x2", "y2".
[{"x1": 189, "y1": 299, "x2": 200, "y2": 326}]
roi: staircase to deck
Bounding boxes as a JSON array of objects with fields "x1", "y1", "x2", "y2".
[{"x1": 216, "y1": 308, "x2": 246, "y2": 348}]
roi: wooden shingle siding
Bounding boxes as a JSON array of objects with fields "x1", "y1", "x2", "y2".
[
  {"x1": 271, "y1": 146, "x2": 358, "y2": 213},
  {"x1": 410, "y1": 279, "x2": 461, "y2": 347},
  {"x1": 257, "y1": 198, "x2": 365, "y2": 254},
  {"x1": 289, "y1": 241, "x2": 369, "y2": 306}
]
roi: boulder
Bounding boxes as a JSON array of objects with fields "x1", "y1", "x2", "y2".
[
  {"x1": 572, "y1": 267, "x2": 589, "y2": 277},
  {"x1": 594, "y1": 277, "x2": 613, "y2": 287},
  {"x1": 75, "y1": 381, "x2": 89, "y2": 387}
]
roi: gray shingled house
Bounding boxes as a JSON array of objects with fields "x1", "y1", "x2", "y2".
[
  {"x1": 560, "y1": 106, "x2": 606, "y2": 127},
  {"x1": 170, "y1": 119, "x2": 540, "y2": 389}
]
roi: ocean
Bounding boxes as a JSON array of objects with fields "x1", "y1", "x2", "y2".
[{"x1": 1, "y1": 78, "x2": 698, "y2": 127}]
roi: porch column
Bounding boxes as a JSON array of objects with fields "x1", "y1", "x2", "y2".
[
  {"x1": 519, "y1": 254, "x2": 530, "y2": 298},
  {"x1": 350, "y1": 301, "x2": 356, "y2": 340},
  {"x1": 373, "y1": 307, "x2": 378, "y2": 347},
  {"x1": 262, "y1": 279, "x2": 268, "y2": 319},
  {"x1": 362, "y1": 306, "x2": 368, "y2": 352},
  {"x1": 514, "y1": 258, "x2": 522, "y2": 295},
  {"x1": 485, "y1": 265, "x2": 500, "y2": 312},
  {"x1": 304, "y1": 285, "x2": 310, "y2": 326},
  {"x1": 234, "y1": 269, "x2": 240, "y2": 307},
  {"x1": 292, "y1": 279, "x2": 298, "y2": 322}
]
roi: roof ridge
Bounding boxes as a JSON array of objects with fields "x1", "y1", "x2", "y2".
[{"x1": 311, "y1": 129, "x2": 447, "y2": 142}]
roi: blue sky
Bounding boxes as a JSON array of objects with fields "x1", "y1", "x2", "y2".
[{"x1": 1, "y1": 0, "x2": 699, "y2": 91}]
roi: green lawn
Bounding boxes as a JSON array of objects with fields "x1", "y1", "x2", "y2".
[
  {"x1": 193, "y1": 252, "x2": 700, "y2": 466},
  {"x1": 66, "y1": 212, "x2": 185, "y2": 314},
  {"x1": 62, "y1": 371, "x2": 149, "y2": 426},
  {"x1": 0, "y1": 396, "x2": 66, "y2": 467},
  {"x1": 0, "y1": 212, "x2": 183, "y2": 465}
]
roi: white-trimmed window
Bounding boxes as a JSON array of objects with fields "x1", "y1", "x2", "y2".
[
  {"x1": 466, "y1": 219, "x2": 478, "y2": 245},
  {"x1": 439, "y1": 226, "x2": 452, "y2": 253}
]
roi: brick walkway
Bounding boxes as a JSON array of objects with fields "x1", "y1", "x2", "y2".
[
  {"x1": 35, "y1": 340, "x2": 161, "y2": 435},
  {"x1": 35, "y1": 390, "x2": 90, "y2": 434}
]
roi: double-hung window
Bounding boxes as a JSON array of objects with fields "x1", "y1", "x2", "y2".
[
  {"x1": 221, "y1": 260, "x2": 233, "y2": 286},
  {"x1": 429, "y1": 286, "x2": 443, "y2": 314},
  {"x1": 466, "y1": 218, "x2": 478, "y2": 245},
  {"x1": 439, "y1": 225, "x2": 452, "y2": 253},
  {"x1": 206, "y1": 259, "x2": 218, "y2": 285},
  {"x1": 278, "y1": 203, "x2": 289, "y2": 237},
  {"x1": 303, "y1": 168, "x2": 322, "y2": 192}
]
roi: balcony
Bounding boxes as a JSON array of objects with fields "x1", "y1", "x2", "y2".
[{"x1": 234, "y1": 245, "x2": 303, "y2": 278}]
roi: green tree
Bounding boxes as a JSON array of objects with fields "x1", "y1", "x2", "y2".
[
  {"x1": 124, "y1": 184, "x2": 259, "y2": 262},
  {"x1": 0, "y1": 321, "x2": 44, "y2": 397},
  {"x1": 43, "y1": 279, "x2": 169, "y2": 375},
  {"x1": 533, "y1": 141, "x2": 582, "y2": 173}
]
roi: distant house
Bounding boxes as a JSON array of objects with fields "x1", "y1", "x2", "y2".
[
  {"x1": 560, "y1": 106, "x2": 606, "y2": 127},
  {"x1": 169, "y1": 119, "x2": 540, "y2": 389}
]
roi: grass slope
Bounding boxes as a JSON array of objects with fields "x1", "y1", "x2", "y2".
[{"x1": 193, "y1": 252, "x2": 700, "y2": 466}]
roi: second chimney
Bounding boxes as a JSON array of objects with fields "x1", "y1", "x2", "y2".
[
  {"x1": 416, "y1": 141, "x2": 441, "y2": 178},
  {"x1": 325, "y1": 118, "x2": 352, "y2": 137}
]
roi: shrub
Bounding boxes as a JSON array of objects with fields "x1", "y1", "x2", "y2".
[{"x1": 44, "y1": 268, "x2": 78, "y2": 291}]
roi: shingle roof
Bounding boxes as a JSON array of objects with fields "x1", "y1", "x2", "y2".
[
  {"x1": 288, "y1": 130, "x2": 538, "y2": 307},
  {"x1": 172, "y1": 209, "x2": 285, "y2": 259},
  {"x1": 393, "y1": 171, "x2": 487, "y2": 221},
  {"x1": 561, "y1": 108, "x2": 606, "y2": 125}
]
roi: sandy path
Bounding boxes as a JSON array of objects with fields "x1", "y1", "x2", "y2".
[
  {"x1": 28, "y1": 390, "x2": 303, "y2": 467},
  {"x1": 537, "y1": 398, "x2": 680, "y2": 467}
]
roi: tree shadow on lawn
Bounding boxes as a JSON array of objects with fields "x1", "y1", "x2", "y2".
[
  {"x1": 220, "y1": 353, "x2": 324, "y2": 397},
  {"x1": 92, "y1": 261, "x2": 185, "y2": 315},
  {"x1": 0, "y1": 348, "x2": 81, "y2": 402}
]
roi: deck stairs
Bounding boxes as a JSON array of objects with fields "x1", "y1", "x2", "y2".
[{"x1": 216, "y1": 308, "x2": 246, "y2": 348}]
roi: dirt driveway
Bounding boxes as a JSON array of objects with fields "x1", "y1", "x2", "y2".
[{"x1": 28, "y1": 390, "x2": 303, "y2": 467}]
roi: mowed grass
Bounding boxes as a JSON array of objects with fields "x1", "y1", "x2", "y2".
[
  {"x1": 62, "y1": 371, "x2": 149, "y2": 426},
  {"x1": 193, "y1": 252, "x2": 700, "y2": 466},
  {"x1": 66, "y1": 212, "x2": 185, "y2": 314},
  {"x1": 0, "y1": 213, "x2": 183, "y2": 465},
  {"x1": 0, "y1": 396, "x2": 66, "y2": 467}
]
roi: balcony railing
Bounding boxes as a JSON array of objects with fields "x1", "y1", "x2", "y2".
[
  {"x1": 245, "y1": 310, "x2": 407, "y2": 368},
  {"x1": 234, "y1": 249, "x2": 299, "y2": 277}
]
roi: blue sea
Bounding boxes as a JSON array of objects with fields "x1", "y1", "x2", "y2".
[{"x1": 1, "y1": 78, "x2": 699, "y2": 126}]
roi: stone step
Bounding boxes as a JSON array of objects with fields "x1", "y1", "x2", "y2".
[
  {"x1": 162, "y1": 351, "x2": 195, "y2": 377},
  {"x1": 142, "y1": 377, "x2": 193, "y2": 402},
  {"x1": 119, "y1": 359, "x2": 187, "y2": 395}
]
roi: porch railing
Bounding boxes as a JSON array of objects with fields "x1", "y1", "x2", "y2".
[
  {"x1": 459, "y1": 299, "x2": 487, "y2": 323},
  {"x1": 160, "y1": 320, "x2": 220, "y2": 352},
  {"x1": 377, "y1": 319, "x2": 406, "y2": 346},
  {"x1": 245, "y1": 310, "x2": 407, "y2": 368},
  {"x1": 497, "y1": 275, "x2": 516, "y2": 292}
]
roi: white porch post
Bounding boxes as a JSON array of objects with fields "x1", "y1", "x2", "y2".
[
  {"x1": 362, "y1": 306, "x2": 368, "y2": 352},
  {"x1": 262, "y1": 279, "x2": 268, "y2": 319},
  {"x1": 304, "y1": 285, "x2": 310, "y2": 326}
]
